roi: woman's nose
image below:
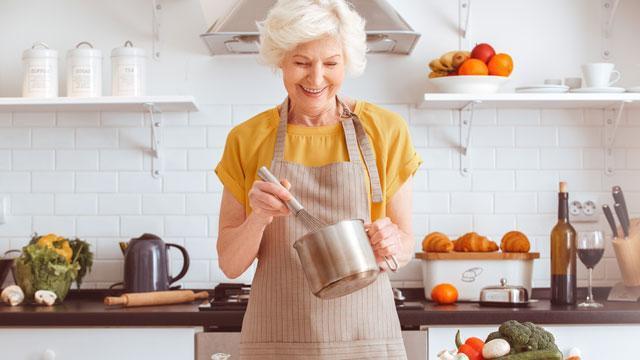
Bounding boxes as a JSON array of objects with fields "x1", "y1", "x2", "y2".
[{"x1": 308, "y1": 63, "x2": 325, "y2": 86}]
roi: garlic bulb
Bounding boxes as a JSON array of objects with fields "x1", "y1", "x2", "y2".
[
  {"x1": 34, "y1": 290, "x2": 57, "y2": 306},
  {"x1": 1, "y1": 285, "x2": 25, "y2": 306}
]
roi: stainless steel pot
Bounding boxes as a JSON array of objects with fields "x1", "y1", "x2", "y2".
[{"x1": 294, "y1": 219, "x2": 398, "y2": 299}]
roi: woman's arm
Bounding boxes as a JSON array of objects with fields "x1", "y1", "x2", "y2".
[
  {"x1": 217, "y1": 180, "x2": 292, "y2": 279},
  {"x1": 367, "y1": 177, "x2": 415, "y2": 268}
]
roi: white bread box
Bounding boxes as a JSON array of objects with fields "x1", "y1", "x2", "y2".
[{"x1": 416, "y1": 252, "x2": 540, "y2": 301}]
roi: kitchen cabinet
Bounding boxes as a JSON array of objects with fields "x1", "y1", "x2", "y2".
[
  {"x1": 195, "y1": 330, "x2": 428, "y2": 360},
  {"x1": 0, "y1": 327, "x2": 197, "y2": 360},
  {"x1": 427, "y1": 324, "x2": 640, "y2": 359}
]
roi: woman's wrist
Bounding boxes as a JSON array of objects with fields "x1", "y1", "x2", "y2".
[{"x1": 247, "y1": 211, "x2": 273, "y2": 229}]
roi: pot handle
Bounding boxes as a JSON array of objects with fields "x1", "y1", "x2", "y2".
[
  {"x1": 167, "y1": 243, "x2": 190, "y2": 284},
  {"x1": 384, "y1": 255, "x2": 399, "y2": 272}
]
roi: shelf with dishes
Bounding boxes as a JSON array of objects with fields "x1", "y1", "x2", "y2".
[{"x1": 419, "y1": 92, "x2": 640, "y2": 109}]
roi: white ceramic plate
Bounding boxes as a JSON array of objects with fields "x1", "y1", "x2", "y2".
[
  {"x1": 515, "y1": 85, "x2": 570, "y2": 93},
  {"x1": 626, "y1": 86, "x2": 640, "y2": 93},
  {"x1": 429, "y1": 75, "x2": 509, "y2": 94},
  {"x1": 569, "y1": 86, "x2": 626, "y2": 93}
]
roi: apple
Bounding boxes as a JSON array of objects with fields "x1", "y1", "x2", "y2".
[{"x1": 471, "y1": 43, "x2": 496, "y2": 64}]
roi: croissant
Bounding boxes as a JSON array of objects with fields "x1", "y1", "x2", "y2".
[
  {"x1": 500, "y1": 231, "x2": 531, "y2": 253},
  {"x1": 454, "y1": 232, "x2": 499, "y2": 252},
  {"x1": 422, "y1": 232, "x2": 453, "y2": 252}
]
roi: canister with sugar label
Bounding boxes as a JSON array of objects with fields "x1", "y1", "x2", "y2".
[
  {"x1": 66, "y1": 42, "x2": 102, "y2": 97},
  {"x1": 111, "y1": 41, "x2": 146, "y2": 96},
  {"x1": 22, "y1": 42, "x2": 58, "y2": 98}
]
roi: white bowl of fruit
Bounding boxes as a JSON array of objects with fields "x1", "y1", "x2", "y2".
[{"x1": 428, "y1": 43, "x2": 514, "y2": 94}]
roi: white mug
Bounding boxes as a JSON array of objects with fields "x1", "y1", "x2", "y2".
[{"x1": 581, "y1": 63, "x2": 621, "y2": 88}]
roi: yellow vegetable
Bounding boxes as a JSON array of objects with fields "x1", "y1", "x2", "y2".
[{"x1": 36, "y1": 233, "x2": 73, "y2": 263}]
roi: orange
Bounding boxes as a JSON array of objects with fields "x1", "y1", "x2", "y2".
[
  {"x1": 431, "y1": 283, "x2": 458, "y2": 305},
  {"x1": 488, "y1": 53, "x2": 513, "y2": 77},
  {"x1": 457, "y1": 58, "x2": 489, "y2": 76}
]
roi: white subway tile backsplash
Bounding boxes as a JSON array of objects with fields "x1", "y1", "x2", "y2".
[
  {"x1": 84, "y1": 260, "x2": 124, "y2": 283},
  {"x1": 516, "y1": 170, "x2": 558, "y2": 191},
  {"x1": 207, "y1": 126, "x2": 233, "y2": 148},
  {"x1": 428, "y1": 170, "x2": 472, "y2": 191},
  {"x1": 411, "y1": 215, "x2": 428, "y2": 240},
  {"x1": 0, "y1": 129, "x2": 30, "y2": 148},
  {"x1": 76, "y1": 172, "x2": 117, "y2": 193},
  {"x1": 583, "y1": 148, "x2": 626, "y2": 170},
  {"x1": 413, "y1": 193, "x2": 449, "y2": 214},
  {"x1": 464, "y1": 148, "x2": 496, "y2": 169},
  {"x1": 158, "y1": 112, "x2": 188, "y2": 127},
  {"x1": 165, "y1": 216, "x2": 208, "y2": 237},
  {"x1": 0, "y1": 172, "x2": 30, "y2": 192},
  {"x1": 584, "y1": 109, "x2": 605, "y2": 127},
  {"x1": 164, "y1": 171, "x2": 206, "y2": 192},
  {"x1": 474, "y1": 214, "x2": 516, "y2": 235},
  {"x1": 207, "y1": 172, "x2": 224, "y2": 192},
  {"x1": 77, "y1": 216, "x2": 119, "y2": 236},
  {"x1": 188, "y1": 149, "x2": 222, "y2": 170},
  {"x1": 0, "y1": 151, "x2": 10, "y2": 170},
  {"x1": 451, "y1": 193, "x2": 493, "y2": 214},
  {"x1": 472, "y1": 170, "x2": 515, "y2": 191},
  {"x1": 537, "y1": 192, "x2": 557, "y2": 214},
  {"x1": 56, "y1": 150, "x2": 99, "y2": 170},
  {"x1": 627, "y1": 149, "x2": 640, "y2": 169},
  {"x1": 184, "y1": 237, "x2": 217, "y2": 260},
  {"x1": 0, "y1": 216, "x2": 31, "y2": 237},
  {"x1": 164, "y1": 128, "x2": 207, "y2": 148},
  {"x1": 11, "y1": 194, "x2": 54, "y2": 215},
  {"x1": 496, "y1": 148, "x2": 539, "y2": 169},
  {"x1": 32, "y1": 172, "x2": 73, "y2": 193},
  {"x1": 33, "y1": 128, "x2": 75, "y2": 148},
  {"x1": 143, "y1": 194, "x2": 185, "y2": 214},
  {"x1": 118, "y1": 128, "x2": 151, "y2": 148},
  {"x1": 517, "y1": 215, "x2": 556, "y2": 236},
  {"x1": 208, "y1": 215, "x2": 219, "y2": 237},
  {"x1": 0, "y1": 113, "x2": 11, "y2": 127},
  {"x1": 101, "y1": 112, "x2": 143, "y2": 127},
  {"x1": 558, "y1": 127, "x2": 603, "y2": 147},
  {"x1": 417, "y1": 148, "x2": 451, "y2": 169},
  {"x1": 540, "y1": 149, "x2": 582, "y2": 169},
  {"x1": 33, "y1": 216, "x2": 76, "y2": 236},
  {"x1": 12, "y1": 150, "x2": 54, "y2": 170},
  {"x1": 429, "y1": 215, "x2": 473, "y2": 236},
  {"x1": 602, "y1": 171, "x2": 640, "y2": 191},
  {"x1": 410, "y1": 108, "x2": 452, "y2": 125},
  {"x1": 57, "y1": 112, "x2": 100, "y2": 127},
  {"x1": 76, "y1": 128, "x2": 118, "y2": 148},
  {"x1": 98, "y1": 194, "x2": 141, "y2": 215},
  {"x1": 557, "y1": 171, "x2": 602, "y2": 191},
  {"x1": 173, "y1": 259, "x2": 209, "y2": 282},
  {"x1": 515, "y1": 127, "x2": 557, "y2": 147},
  {"x1": 96, "y1": 238, "x2": 124, "y2": 259},
  {"x1": 99, "y1": 149, "x2": 143, "y2": 170},
  {"x1": 497, "y1": 109, "x2": 540, "y2": 125},
  {"x1": 495, "y1": 193, "x2": 537, "y2": 214},
  {"x1": 427, "y1": 127, "x2": 457, "y2": 147},
  {"x1": 119, "y1": 172, "x2": 162, "y2": 193},
  {"x1": 55, "y1": 194, "x2": 97, "y2": 215},
  {"x1": 186, "y1": 194, "x2": 220, "y2": 215},
  {"x1": 121, "y1": 216, "x2": 164, "y2": 237},
  {"x1": 190, "y1": 105, "x2": 232, "y2": 126},
  {"x1": 409, "y1": 126, "x2": 428, "y2": 148},
  {"x1": 164, "y1": 149, "x2": 188, "y2": 170},
  {"x1": 470, "y1": 127, "x2": 514, "y2": 147},
  {"x1": 13, "y1": 112, "x2": 55, "y2": 127},
  {"x1": 541, "y1": 109, "x2": 583, "y2": 126},
  {"x1": 612, "y1": 126, "x2": 640, "y2": 147}
]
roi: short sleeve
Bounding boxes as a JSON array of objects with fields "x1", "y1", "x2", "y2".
[
  {"x1": 385, "y1": 119, "x2": 423, "y2": 201},
  {"x1": 215, "y1": 128, "x2": 246, "y2": 205}
]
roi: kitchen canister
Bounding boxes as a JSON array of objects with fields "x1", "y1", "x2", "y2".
[
  {"x1": 66, "y1": 42, "x2": 102, "y2": 97},
  {"x1": 22, "y1": 42, "x2": 58, "y2": 98},
  {"x1": 111, "y1": 41, "x2": 146, "y2": 96}
]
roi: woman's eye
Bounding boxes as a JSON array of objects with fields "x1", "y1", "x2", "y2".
[
  {"x1": 295, "y1": 62, "x2": 309, "y2": 66},
  {"x1": 325, "y1": 63, "x2": 337, "y2": 67}
]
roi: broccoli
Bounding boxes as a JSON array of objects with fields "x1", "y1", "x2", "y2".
[{"x1": 485, "y1": 320, "x2": 559, "y2": 354}]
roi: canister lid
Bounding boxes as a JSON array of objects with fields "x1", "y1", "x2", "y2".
[
  {"x1": 67, "y1": 42, "x2": 102, "y2": 58},
  {"x1": 22, "y1": 42, "x2": 58, "y2": 59},
  {"x1": 111, "y1": 40, "x2": 146, "y2": 57}
]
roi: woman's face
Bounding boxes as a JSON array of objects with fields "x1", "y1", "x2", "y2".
[{"x1": 280, "y1": 36, "x2": 346, "y2": 115}]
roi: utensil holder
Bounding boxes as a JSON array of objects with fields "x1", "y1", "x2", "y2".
[{"x1": 612, "y1": 218, "x2": 640, "y2": 286}]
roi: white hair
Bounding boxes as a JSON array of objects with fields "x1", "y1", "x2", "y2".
[{"x1": 257, "y1": 0, "x2": 367, "y2": 76}]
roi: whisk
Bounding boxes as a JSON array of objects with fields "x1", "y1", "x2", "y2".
[{"x1": 258, "y1": 166, "x2": 327, "y2": 232}]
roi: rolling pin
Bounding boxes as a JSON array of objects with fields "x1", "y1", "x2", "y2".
[{"x1": 104, "y1": 290, "x2": 210, "y2": 307}]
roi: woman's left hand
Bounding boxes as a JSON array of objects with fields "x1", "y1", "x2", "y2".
[{"x1": 365, "y1": 217, "x2": 402, "y2": 267}]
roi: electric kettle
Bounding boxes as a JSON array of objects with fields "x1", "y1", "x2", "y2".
[{"x1": 120, "y1": 233, "x2": 190, "y2": 292}]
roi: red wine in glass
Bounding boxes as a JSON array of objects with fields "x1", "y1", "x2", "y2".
[{"x1": 578, "y1": 248, "x2": 604, "y2": 269}]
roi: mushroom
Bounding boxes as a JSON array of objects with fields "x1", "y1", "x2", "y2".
[
  {"x1": 34, "y1": 290, "x2": 57, "y2": 306},
  {"x1": 1, "y1": 285, "x2": 25, "y2": 306}
]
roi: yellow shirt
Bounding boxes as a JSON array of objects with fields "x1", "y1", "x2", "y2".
[{"x1": 215, "y1": 100, "x2": 423, "y2": 220}]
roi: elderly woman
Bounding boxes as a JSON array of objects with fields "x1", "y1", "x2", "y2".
[{"x1": 215, "y1": 0, "x2": 422, "y2": 358}]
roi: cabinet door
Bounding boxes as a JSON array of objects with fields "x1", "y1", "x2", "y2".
[
  {"x1": 0, "y1": 327, "x2": 196, "y2": 360},
  {"x1": 402, "y1": 330, "x2": 428, "y2": 360},
  {"x1": 196, "y1": 332, "x2": 241, "y2": 360}
]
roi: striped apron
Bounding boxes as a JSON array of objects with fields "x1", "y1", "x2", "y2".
[{"x1": 239, "y1": 97, "x2": 406, "y2": 359}]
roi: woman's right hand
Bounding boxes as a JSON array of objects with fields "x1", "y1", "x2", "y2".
[{"x1": 248, "y1": 179, "x2": 292, "y2": 225}]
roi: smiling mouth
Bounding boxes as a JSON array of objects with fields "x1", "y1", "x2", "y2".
[{"x1": 300, "y1": 85, "x2": 327, "y2": 95}]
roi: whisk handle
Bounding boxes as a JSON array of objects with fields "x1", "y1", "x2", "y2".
[{"x1": 258, "y1": 166, "x2": 304, "y2": 213}]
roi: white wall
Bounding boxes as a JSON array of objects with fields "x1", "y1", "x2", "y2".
[{"x1": 0, "y1": 0, "x2": 639, "y2": 289}]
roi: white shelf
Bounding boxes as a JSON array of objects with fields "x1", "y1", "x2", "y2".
[
  {"x1": 420, "y1": 93, "x2": 640, "y2": 109},
  {"x1": 0, "y1": 96, "x2": 198, "y2": 112}
]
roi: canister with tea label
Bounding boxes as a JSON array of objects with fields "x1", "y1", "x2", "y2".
[
  {"x1": 66, "y1": 42, "x2": 102, "y2": 97},
  {"x1": 22, "y1": 42, "x2": 58, "y2": 98},
  {"x1": 111, "y1": 41, "x2": 146, "y2": 96}
]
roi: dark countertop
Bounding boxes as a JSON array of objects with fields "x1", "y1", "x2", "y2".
[{"x1": 1, "y1": 289, "x2": 639, "y2": 329}]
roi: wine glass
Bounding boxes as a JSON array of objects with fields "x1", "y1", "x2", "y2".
[{"x1": 577, "y1": 231, "x2": 604, "y2": 308}]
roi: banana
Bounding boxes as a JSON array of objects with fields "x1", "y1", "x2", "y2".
[
  {"x1": 452, "y1": 51, "x2": 471, "y2": 69},
  {"x1": 439, "y1": 51, "x2": 458, "y2": 70},
  {"x1": 428, "y1": 71, "x2": 449, "y2": 79},
  {"x1": 429, "y1": 59, "x2": 449, "y2": 72}
]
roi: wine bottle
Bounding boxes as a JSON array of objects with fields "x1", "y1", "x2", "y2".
[{"x1": 550, "y1": 181, "x2": 577, "y2": 305}]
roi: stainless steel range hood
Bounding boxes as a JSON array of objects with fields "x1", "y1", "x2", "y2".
[{"x1": 200, "y1": 0, "x2": 420, "y2": 55}]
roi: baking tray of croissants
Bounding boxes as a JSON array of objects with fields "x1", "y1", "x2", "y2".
[{"x1": 416, "y1": 230, "x2": 540, "y2": 260}]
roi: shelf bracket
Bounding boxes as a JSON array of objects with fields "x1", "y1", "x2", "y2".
[
  {"x1": 458, "y1": 0, "x2": 472, "y2": 50},
  {"x1": 152, "y1": 0, "x2": 162, "y2": 60},
  {"x1": 601, "y1": 0, "x2": 621, "y2": 59},
  {"x1": 459, "y1": 100, "x2": 481, "y2": 177},
  {"x1": 604, "y1": 100, "x2": 630, "y2": 176},
  {"x1": 145, "y1": 103, "x2": 163, "y2": 178}
]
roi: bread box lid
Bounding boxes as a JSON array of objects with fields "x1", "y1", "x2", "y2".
[{"x1": 415, "y1": 252, "x2": 540, "y2": 260}]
